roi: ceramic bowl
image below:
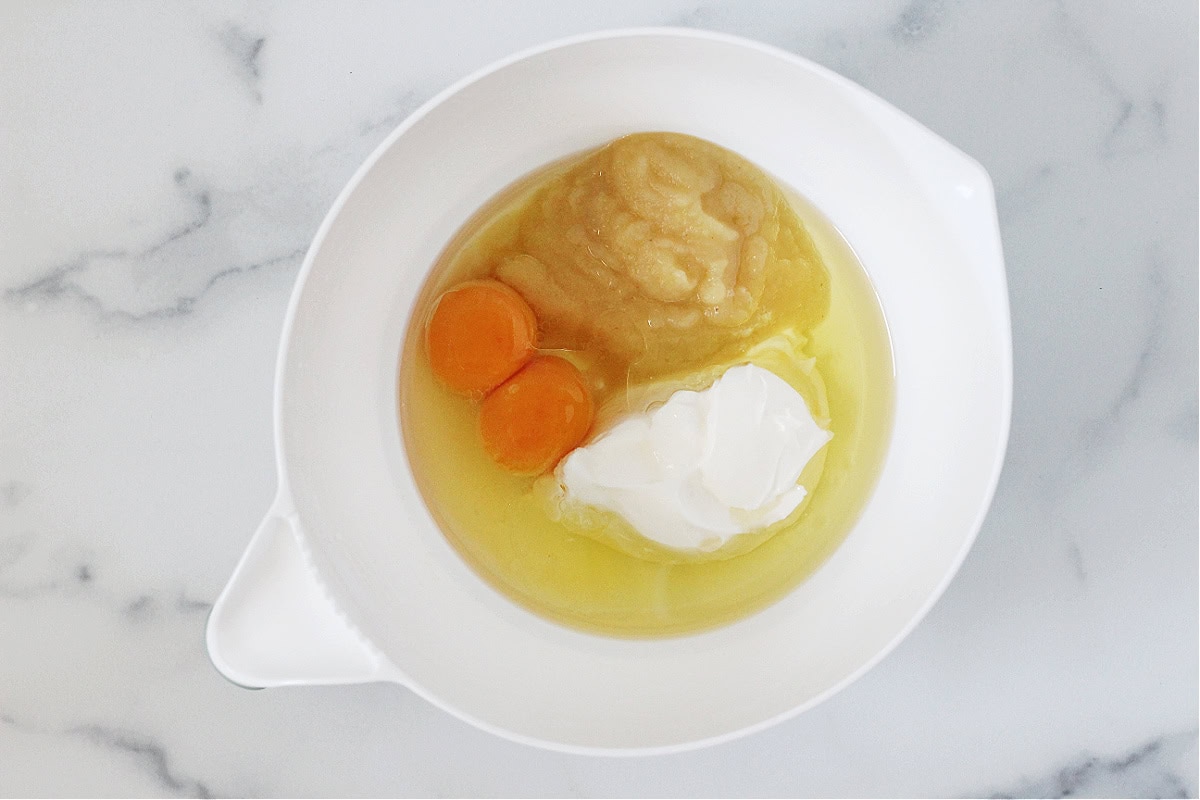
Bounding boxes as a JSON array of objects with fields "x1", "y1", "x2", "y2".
[{"x1": 206, "y1": 28, "x2": 1011, "y2": 755}]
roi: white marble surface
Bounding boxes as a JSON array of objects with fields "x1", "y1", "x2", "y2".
[{"x1": 1, "y1": 1, "x2": 1196, "y2": 796}]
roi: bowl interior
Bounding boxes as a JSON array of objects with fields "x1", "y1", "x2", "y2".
[{"x1": 277, "y1": 31, "x2": 1010, "y2": 752}]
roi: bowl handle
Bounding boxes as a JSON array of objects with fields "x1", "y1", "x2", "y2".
[{"x1": 205, "y1": 493, "x2": 392, "y2": 688}]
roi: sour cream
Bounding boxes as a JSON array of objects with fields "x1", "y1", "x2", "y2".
[{"x1": 557, "y1": 364, "x2": 831, "y2": 552}]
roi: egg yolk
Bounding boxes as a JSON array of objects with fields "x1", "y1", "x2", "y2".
[
  {"x1": 425, "y1": 279, "x2": 538, "y2": 395},
  {"x1": 479, "y1": 355, "x2": 594, "y2": 475}
]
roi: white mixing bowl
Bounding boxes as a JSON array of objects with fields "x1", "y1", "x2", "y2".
[{"x1": 206, "y1": 28, "x2": 1011, "y2": 755}]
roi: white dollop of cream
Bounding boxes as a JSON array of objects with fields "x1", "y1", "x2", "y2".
[{"x1": 557, "y1": 364, "x2": 831, "y2": 552}]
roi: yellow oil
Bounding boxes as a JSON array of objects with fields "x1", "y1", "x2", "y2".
[{"x1": 399, "y1": 137, "x2": 893, "y2": 637}]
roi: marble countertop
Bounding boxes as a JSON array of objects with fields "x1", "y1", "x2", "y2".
[{"x1": 1, "y1": 1, "x2": 1196, "y2": 796}]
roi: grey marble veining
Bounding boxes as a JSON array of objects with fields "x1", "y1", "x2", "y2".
[
  {"x1": 984, "y1": 731, "x2": 1199, "y2": 800},
  {"x1": 0, "y1": 0, "x2": 1195, "y2": 796},
  {"x1": 216, "y1": 24, "x2": 267, "y2": 105},
  {"x1": 5, "y1": 165, "x2": 311, "y2": 322}
]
